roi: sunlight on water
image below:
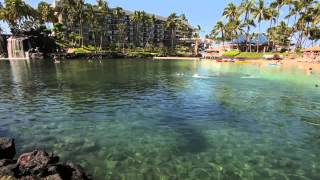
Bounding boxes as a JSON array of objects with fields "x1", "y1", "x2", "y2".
[{"x1": 0, "y1": 59, "x2": 320, "y2": 179}]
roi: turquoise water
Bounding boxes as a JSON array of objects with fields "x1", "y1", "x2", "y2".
[{"x1": 0, "y1": 59, "x2": 320, "y2": 179}]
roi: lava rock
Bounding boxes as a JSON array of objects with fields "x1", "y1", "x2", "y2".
[
  {"x1": 0, "y1": 137, "x2": 16, "y2": 159},
  {"x1": 0, "y1": 159, "x2": 15, "y2": 167},
  {"x1": 46, "y1": 163, "x2": 91, "y2": 180},
  {"x1": 0, "y1": 139, "x2": 91, "y2": 180},
  {"x1": 17, "y1": 150, "x2": 59, "y2": 177},
  {"x1": 0, "y1": 163, "x2": 18, "y2": 176},
  {"x1": 43, "y1": 174, "x2": 63, "y2": 180}
]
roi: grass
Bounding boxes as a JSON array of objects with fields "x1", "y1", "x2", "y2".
[
  {"x1": 223, "y1": 50, "x2": 240, "y2": 57},
  {"x1": 234, "y1": 52, "x2": 287, "y2": 59}
]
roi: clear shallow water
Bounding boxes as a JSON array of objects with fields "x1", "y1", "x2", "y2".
[{"x1": 0, "y1": 59, "x2": 320, "y2": 179}]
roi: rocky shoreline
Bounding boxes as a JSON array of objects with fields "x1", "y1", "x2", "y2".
[{"x1": 0, "y1": 137, "x2": 92, "y2": 180}]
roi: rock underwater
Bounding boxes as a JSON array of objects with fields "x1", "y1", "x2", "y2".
[{"x1": 0, "y1": 137, "x2": 92, "y2": 180}]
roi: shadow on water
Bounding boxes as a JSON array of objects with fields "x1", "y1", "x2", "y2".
[{"x1": 160, "y1": 116, "x2": 208, "y2": 154}]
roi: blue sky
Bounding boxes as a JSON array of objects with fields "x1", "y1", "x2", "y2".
[{"x1": 1, "y1": 0, "x2": 243, "y2": 36}]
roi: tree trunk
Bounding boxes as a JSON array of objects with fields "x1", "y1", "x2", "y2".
[
  {"x1": 257, "y1": 23, "x2": 261, "y2": 53},
  {"x1": 171, "y1": 29, "x2": 174, "y2": 49}
]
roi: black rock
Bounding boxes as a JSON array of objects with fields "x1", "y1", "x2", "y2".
[
  {"x1": 0, "y1": 163, "x2": 18, "y2": 176},
  {"x1": 0, "y1": 137, "x2": 16, "y2": 159},
  {"x1": 0, "y1": 159, "x2": 15, "y2": 167},
  {"x1": 0, "y1": 138, "x2": 91, "y2": 180},
  {"x1": 45, "y1": 163, "x2": 92, "y2": 180},
  {"x1": 17, "y1": 150, "x2": 59, "y2": 177}
]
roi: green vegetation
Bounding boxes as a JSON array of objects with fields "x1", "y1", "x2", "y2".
[
  {"x1": 0, "y1": 0, "x2": 198, "y2": 57},
  {"x1": 223, "y1": 50, "x2": 240, "y2": 57},
  {"x1": 209, "y1": 0, "x2": 320, "y2": 52},
  {"x1": 235, "y1": 52, "x2": 265, "y2": 59}
]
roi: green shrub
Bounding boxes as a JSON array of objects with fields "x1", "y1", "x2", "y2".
[
  {"x1": 223, "y1": 50, "x2": 240, "y2": 57},
  {"x1": 235, "y1": 52, "x2": 264, "y2": 59}
]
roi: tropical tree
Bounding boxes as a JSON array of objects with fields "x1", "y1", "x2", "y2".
[
  {"x1": 131, "y1": 11, "x2": 142, "y2": 47},
  {"x1": 2, "y1": 0, "x2": 38, "y2": 31},
  {"x1": 37, "y1": 1, "x2": 55, "y2": 25},
  {"x1": 211, "y1": 21, "x2": 227, "y2": 46},
  {"x1": 145, "y1": 14, "x2": 156, "y2": 47},
  {"x1": 165, "y1": 13, "x2": 181, "y2": 49},
  {"x1": 240, "y1": 0, "x2": 256, "y2": 52},
  {"x1": 117, "y1": 23, "x2": 127, "y2": 51},
  {"x1": 270, "y1": 0, "x2": 285, "y2": 26},
  {"x1": 253, "y1": 0, "x2": 268, "y2": 52},
  {"x1": 86, "y1": 4, "x2": 98, "y2": 47},
  {"x1": 223, "y1": 3, "x2": 239, "y2": 20},
  {"x1": 97, "y1": 0, "x2": 109, "y2": 49}
]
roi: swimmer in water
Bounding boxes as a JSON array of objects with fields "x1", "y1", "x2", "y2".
[{"x1": 307, "y1": 67, "x2": 313, "y2": 75}]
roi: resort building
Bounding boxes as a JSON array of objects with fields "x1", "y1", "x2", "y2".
[
  {"x1": 231, "y1": 34, "x2": 270, "y2": 52},
  {"x1": 53, "y1": 0, "x2": 193, "y2": 48},
  {"x1": 303, "y1": 46, "x2": 320, "y2": 60}
]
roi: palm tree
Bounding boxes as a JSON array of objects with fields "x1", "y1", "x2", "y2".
[
  {"x1": 86, "y1": 4, "x2": 98, "y2": 47},
  {"x1": 2, "y1": 0, "x2": 37, "y2": 30},
  {"x1": 253, "y1": 0, "x2": 268, "y2": 52},
  {"x1": 131, "y1": 11, "x2": 144, "y2": 47},
  {"x1": 76, "y1": 0, "x2": 85, "y2": 47},
  {"x1": 240, "y1": 0, "x2": 256, "y2": 52},
  {"x1": 193, "y1": 25, "x2": 202, "y2": 55},
  {"x1": 295, "y1": 0, "x2": 316, "y2": 49},
  {"x1": 223, "y1": 3, "x2": 239, "y2": 20},
  {"x1": 265, "y1": 7, "x2": 278, "y2": 51},
  {"x1": 212, "y1": 21, "x2": 227, "y2": 47},
  {"x1": 165, "y1": 13, "x2": 180, "y2": 49},
  {"x1": 37, "y1": 1, "x2": 55, "y2": 25},
  {"x1": 113, "y1": 7, "x2": 125, "y2": 48},
  {"x1": 145, "y1": 14, "x2": 156, "y2": 47},
  {"x1": 117, "y1": 23, "x2": 127, "y2": 51},
  {"x1": 97, "y1": 0, "x2": 109, "y2": 50},
  {"x1": 270, "y1": 0, "x2": 285, "y2": 26}
]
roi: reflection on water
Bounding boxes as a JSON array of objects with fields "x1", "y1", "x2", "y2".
[{"x1": 0, "y1": 59, "x2": 320, "y2": 179}]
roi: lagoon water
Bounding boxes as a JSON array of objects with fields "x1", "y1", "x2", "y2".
[{"x1": 0, "y1": 59, "x2": 320, "y2": 179}]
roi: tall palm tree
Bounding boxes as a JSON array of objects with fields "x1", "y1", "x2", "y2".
[
  {"x1": 270, "y1": 0, "x2": 285, "y2": 26},
  {"x1": 37, "y1": 1, "x2": 55, "y2": 25},
  {"x1": 145, "y1": 14, "x2": 156, "y2": 47},
  {"x1": 165, "y1": 13, "x2": 180, "y2": 49},
  {"x1": 97, "y1": 0, "x2": 109, "y2": 50},
  {"x1": 212, "y1": 21, "x2": 227, "y2": 47},
  {"x1": 240, "y1": 0, "x2": 256, "y2": 52},
  {"x1": 86, "y1": 4, "x2": 98, "y2": 47},
  {"x1": 265, "y1": 7, "x2": 278, "y2": 51},
  {"x1": 131, "y1": 11, "x2": 144, "y2": 47},
  {"x1": 223, "y1": 3, "x2": 239, "y2": 20},
  {"x1": 113, "y1": 7, "x2": 125, "y2": 47},
  {"x1": 73, "y1": 0, "x2": 85, "y2": 47},
  {"x1": 295, "y1": 0, "x2": 316, "y2": 49},
  {"x1": 2, "y1": 0, "x2": 37, "y2": 30},
  {"x1": 253, "y1": 0, "x2": 268, "y2": 52}
]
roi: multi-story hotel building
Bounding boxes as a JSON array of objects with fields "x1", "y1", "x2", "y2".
[{"x1": 53, "y1": 0, "x2": 193, "y2": 48}]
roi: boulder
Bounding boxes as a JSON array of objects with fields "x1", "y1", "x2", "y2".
[
  {"x1": 46, "y1": 163, "x2": 92, "y2": 180},
  {"x1": 17, "y1": 150, "x2": 59, "y2": 177},
  {"x1": 43, "y1": 174, "x2": 63, "y2": 180},
  {"x1": 0, "y1": 137, "x2": 16, "y2": 159},
  {"x1": 0, "y1": 163, "x2": 18, "y2": 176},
  {"x1": 0, "y1": 159, "x2": 15, "y2": 167}
]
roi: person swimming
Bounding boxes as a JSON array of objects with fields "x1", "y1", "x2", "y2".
[{"x1": 307, "y1": 67, "x2": 313, "y2": 75}]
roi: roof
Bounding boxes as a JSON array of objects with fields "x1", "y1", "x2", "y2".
[
  {"x1": 121, "y1": 9, "x2": 167, "y2": 21},
  {"x1": 303, "y1": 46, "x2": 320, "y2": 52},
  {"x1": 232, "y1": 34, "x2": 268, "y2": 45}
]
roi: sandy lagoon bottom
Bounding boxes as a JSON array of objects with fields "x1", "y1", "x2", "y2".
[{"x1": 0, "y1": 59, "x2": 320, "y2": 179}]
